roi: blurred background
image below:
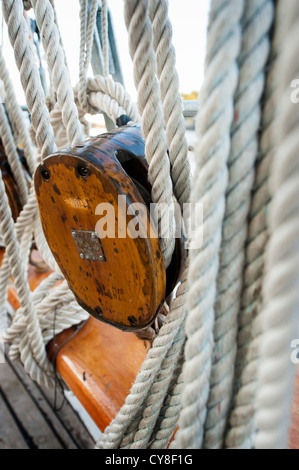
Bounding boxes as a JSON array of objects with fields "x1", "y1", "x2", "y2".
[{"x1": 1, "y1": 1, "x2": 210, "y2": 107}]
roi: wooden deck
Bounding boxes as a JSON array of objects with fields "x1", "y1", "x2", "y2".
[
  {"x1": 0, "y1": 347, "x2": 95, "y2": 449},
  {"x1": 0, "y1": 247, "x2": 298, "y2": 449},
  {"x1": 1, "y1": 349, "x2": 299, "y2": 449}
]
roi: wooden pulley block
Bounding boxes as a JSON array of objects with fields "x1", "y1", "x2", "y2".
[
  {"x1": 0, "y1": 139, "x2": 30, "y2": 221},
  {"x1": 34, "y1": 123, "x2": 182, "y2": 332}
]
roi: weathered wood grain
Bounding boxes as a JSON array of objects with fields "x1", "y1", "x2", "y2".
[
  {"x1": 0, "y1": 386, "x2": 28, "y2": 449},
  {"x1": 34, "y1": 124, "x2": 169, "y2": 332}
]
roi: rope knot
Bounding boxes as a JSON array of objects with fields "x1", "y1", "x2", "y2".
[{"x1": 78, "y1": 74, "x2": 140, "y2": 123}]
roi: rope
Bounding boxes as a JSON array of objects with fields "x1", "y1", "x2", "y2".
[
  {"x1": 95, "y1": 259, "x2": 189, "y2": 449},
  {"x1": 149, "y1": 0, "x2": 191, "y2": 210},
  {"x1": 1, "y1": 0, "x2": 297, "y2": 451},
  {"x1": 0, "y1": 48, "x2": 37, "y2": 176},
  {"x1": 124, "y1": 0, "x2": 175, "y2": 270},
  {"x1": 31, "y1": 0, "x2": 84, "y2": 145},
  {"x1": 174, "y1": 0, "x2": 245, "y2": 449},
  {"x1": 49, "y1": 74, "x2": 140, "y2": 150},
  {"x1": 101, "y1": 0, "x2": 109, "y2": 77},
  {"x1": 1, "y1": 0, "x2": 86, "y2": 387},
  {"x1": 78, "y1": 0, "x2": 98, "y2": 113},
  {"x1": 0, "y1": 171, "x2": 54, "y2": 386},
  {"x1": 203, "y1": 0, "x2": 274, "y2": 449},
  {"x1": 94, "y1": 0, "x2": 191, "y2": 449},
  {"x1": 254, "y1": 0, "x2": 299, "y2": 448},
  {"x1": 225, "y1": 3, "x2": 278, "y2": 449},
  {"x1": 3, "y1": 0, "x2": 56, "y2": 158}
]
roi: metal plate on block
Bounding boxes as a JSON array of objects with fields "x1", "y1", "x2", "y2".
[{"x1": 71, "y1": 230, "x2": 106, "y2": 261}]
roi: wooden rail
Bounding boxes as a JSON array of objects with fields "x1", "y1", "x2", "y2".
[{"x1": 1, "y1": 248, "x2": 298, "y2": 447}]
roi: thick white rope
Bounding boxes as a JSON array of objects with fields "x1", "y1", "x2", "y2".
[
  {"x1": 101, "y1": 0, "x2": 109, "y2": 78},
  {"x1": 0, "y1": 48, "x2": 37, "y2": 176},
  {"x1": 4, "y1": 271, "x2": 63, "y2": 348},
  {"x1": 95, "y1": 259, "x2": 189, "y2": 449},
  {"x1": 120, "y1": 259, "x2": 189, "y2": 449},
  {"x1": 1, "y1": 0, "x2": 58, "y2": 386},
  {"x1": 225, "y1": 7, "x2": 279, "y2": 450},
  {"x1": 78, "y1": 0, "x2": 98, "y2": 114},
  {"x1": 254, "y1": 0, "x2": 299, "y2": 449},
  {"x1": 152, "y1": 353, "x2": 185, "y2": 449},
  {"x1": 50, "y1": 74, "x2": 141, "y2": 151},
  {"x1": 2, "y1": 0, "x2": 59, "y2": 275},
  {"x1": 111, "y1": 0, "x2": 192, "y2": 449},
  {"x1": 94, "y1": 0, "x2": 191, "y2": 449},
  {"x1": 174, "y1": 0, "x2": 245, "y2": 449},
  {"x1": 31, "y1": 0, "x2": 84, "y2": 145},
  {"x1": 0, "y1": 102, "x2": 29, "y2": 205},
  {"x1": 0, "y1": 171, "x2": 54, "y2": 386},
  {"x1": 149, "y1": 0, "x2": 191, "y2": 210},
  {"x1": 203, "y1": 0, "x2": 274, "y2": 449},
  {"x1": 124, "y1": 0, "x2": 175, "y2": 270},
  {"x1": 7, "y1": 280, "x2": 88, "y2": 363},
  {"x1": 3, "y1": 0, "x2": 56, "y2": 158},
  {"x1": 1, "y1": 0, "x2": 139, "y2": 391},
  {"x1": 1, "y1": 0, "x2": 87, "y2": 387}
]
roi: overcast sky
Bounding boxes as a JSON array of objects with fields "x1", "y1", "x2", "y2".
[{"x1": 1, "y1": 1, "x2": 210, "y2": 104}]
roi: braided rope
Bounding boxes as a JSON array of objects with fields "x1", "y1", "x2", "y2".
[
  {"x1": 2, "y1": 0, "x2": 296, "y2": 451},
  {"x1": 149, "y1": 0, "x2": 191, "y2": 210},
  {"x1": 0, "y1": 49, "x2": 36, "y2": 176},
  {"x1": 121, "y1": 260, "x2": 189, "y2": 449},
  {"x1": 8, "y1": 281, "x2": 88, "y2": 362},
  {"x1": 1, "y1": 0, "x2": 84, "y2": 386},
  {"x1": 0, "y1": 172, "x2": 54, "y2": 386},
  {"x1": 225, "y1": 8, "x2": 279, "y2": 450},
  {"x1": 94, "y1": 0, "x2": 191, "y2": 449},
  {"x1": 49, "y1": 75, "x2": 140, "y2": 150},
  {"x1": 95, "y1": 259, "x2": 189, "y2": 449},
  {"x1": 203, "y1": 0, "x2": 274, "y2": 449},
  {"x1": 152, "y1": 353, "x2": 185, "y2": 449},
  {"x1": 3, "y1": 0, "x2": 56, "y2": 158},
  {"x1": 174, "y1": 0, "x2": 245, "y2": 449},
  {"x1": 78, "y1": 0, "x2": 98, "y2": 113},
  {"x1": 254, "y1": 0, "x2": 299, "y2": 449},
  {"x1": 101, "y1": 0, "x2": 109, "y2": 78},
  {"x1": 4, "y1": 271, "x2": 63, "y2": 349},
  {"x1": 31, "y1": 0, "x2": 84, "y2": 145},
  {"x1": 124, "y1": 0, "x2": 175, "y2": 269}
]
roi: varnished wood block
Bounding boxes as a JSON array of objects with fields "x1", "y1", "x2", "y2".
[{"x1": 34, "y1": 124, "x2": 167, "y2": 332}]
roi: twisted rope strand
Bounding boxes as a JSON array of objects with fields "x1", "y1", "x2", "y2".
[
  {"x1": 149, "y1": 0, "x2": 191, "y2": 209},
  {"x1": 0, "y1": 173, "x2": 53, "y2": 386},
  {"x1": 225, "y1": 9, "x2": 279, "y2": 450},
  {"x1": 31, "y1": 0, "x2": 83, "y2": 145},
  {"x1": 254, "y1": 0, "x2": 299, "y2": 449},
  {"x1": 121, "y1": 259, "x2": 189, "y2": 449},
  {"x1": 95, "y1": 260, "x2": 189, "y2": 449},
  {"x1": 174, "y1": 0, "x2": 245, "y2": 449},
  {"x1": 0, "y1": 49, "x2": 36, "y2": 175},
  {"x1": 203, "y1": 0, "x2": 274, "y2": 449},
  {"x1": 124, "y1": 0, "x2": 175, "y2": 269}
]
